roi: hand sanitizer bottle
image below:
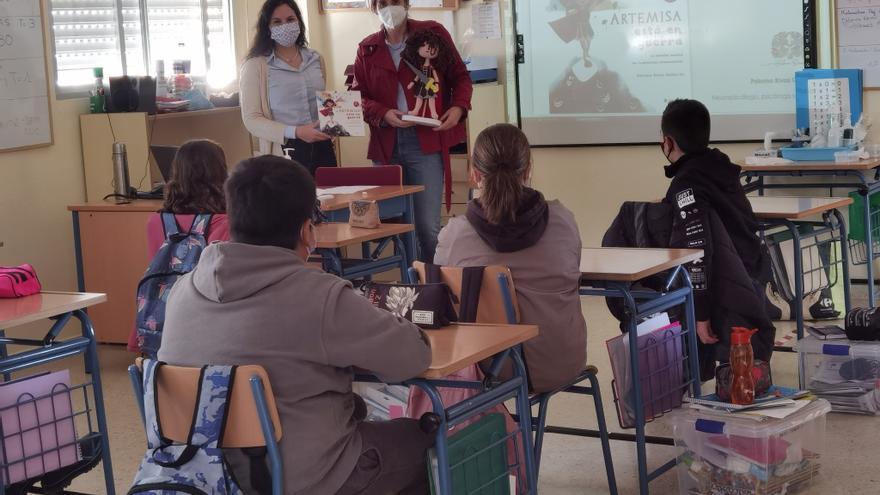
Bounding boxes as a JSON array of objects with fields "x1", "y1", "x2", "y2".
[{"x1": 827, "y1": 113, "x2": 843, "y2": 148}]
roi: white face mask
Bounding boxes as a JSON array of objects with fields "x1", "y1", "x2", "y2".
[
  {"x1": 378, "y1": 5, "x2": 407, "y2": 29},
  {"x1": 270, "y1": 22, "x2": 301, "y2": 48}
]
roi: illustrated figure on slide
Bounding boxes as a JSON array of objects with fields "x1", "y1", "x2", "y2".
[{"x1": 548, "y1": 0, "x2": 645, "y2": 114}]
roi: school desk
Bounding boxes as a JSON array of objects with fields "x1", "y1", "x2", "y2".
[
  {"x1": 578, "y1": 247, "x2": 703, "y2": 495},
  {"x1": 67, "y1": 200, "x2": 419, "y2": 343},
  {"x1": 319, "y1": 185, "x2": 425, "y2": 264},
  {"x1": 362, "y1": 322, "x2": 539, "y2": 495},
  {"x1": 740, "y1": 158, "x2": 880, "y2": 308},
  {"x1": 749, "y1": 196, "x2": 853, "y2": 383},
  {"x1": 0, "y1": 292, "x2": 115, "y2": 494},
  {"x1": 313, "y1": 222, "x2": 414, "y2": 280}
]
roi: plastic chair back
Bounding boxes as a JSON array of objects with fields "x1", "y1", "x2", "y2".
[{"x1": 132, "y1": 358, "x2": 282, "y2": 448}]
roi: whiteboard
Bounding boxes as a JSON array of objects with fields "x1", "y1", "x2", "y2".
[
  {"x1": 836, "y1": 0, "x2": 880, "y2": 88},
  {"x1": 0, "y1": 0, "x2": 52, "y2": 151}
]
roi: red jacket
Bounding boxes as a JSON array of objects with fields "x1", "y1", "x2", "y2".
[{"x1": 353, "y1": 20, "x2": 473, "y2": 206}]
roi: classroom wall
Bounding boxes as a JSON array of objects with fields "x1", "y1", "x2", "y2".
[
  {"x1": 1, "y1": 0, "x2": 874, "y2": 293},
  {"x1": 0, "y1": 1, "x2": 88, "y2": 291}
]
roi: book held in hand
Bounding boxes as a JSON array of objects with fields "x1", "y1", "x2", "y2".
[
  {"x1": 316, "y1": 90, "x2": 366, "y2": 137},
  {"x1": 401, "y1": 115, "x2": 442, "y2": 128}
]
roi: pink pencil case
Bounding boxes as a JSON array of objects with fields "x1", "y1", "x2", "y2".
[{"x1": 0, "y1": 265, "x2": 41, "y2": 298}]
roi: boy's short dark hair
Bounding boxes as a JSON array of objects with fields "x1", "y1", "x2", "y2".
[
  {"x1": 661, "y1": 99, "x2": 711, "y2": 154},
  {"x1": 225, "y1": 155, "x2": 316, "y2": 250}
]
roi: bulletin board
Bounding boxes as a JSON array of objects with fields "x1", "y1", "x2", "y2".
[
  {"x1": 835, "y1": 0, "x2": 880, "y2": 89},
  {"x1": 0, "y1": 0, "x2": 53, "y2": 152}
]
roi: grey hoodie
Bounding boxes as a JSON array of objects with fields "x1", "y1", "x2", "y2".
[{"x1": 158, "y1": 242, "x2": 432, "y2": 494}]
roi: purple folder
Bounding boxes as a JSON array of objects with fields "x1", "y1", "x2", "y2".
[{"x1": 0, "y1": 370, "x2": 80, "y2": 485}]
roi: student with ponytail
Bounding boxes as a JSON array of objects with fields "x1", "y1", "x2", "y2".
[{"x1": 433, "y1": 123, "x2": 587, "y2": 392}]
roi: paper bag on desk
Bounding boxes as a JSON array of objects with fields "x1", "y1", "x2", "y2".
[
  {"x1": 349, "y1": 200, "x2": 380, "y2": 229},
  {"x1": 606, "y1": 322, "x2": 684, "y2": 428}
]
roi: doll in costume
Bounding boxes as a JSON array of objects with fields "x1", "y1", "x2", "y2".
[{"x1": 402, "y1": 29, "x2": 453, "y2": 121}]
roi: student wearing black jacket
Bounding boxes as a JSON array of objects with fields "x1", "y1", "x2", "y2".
[{"x1": 660, "y1": 99, "x2": 775, "y2": 379}]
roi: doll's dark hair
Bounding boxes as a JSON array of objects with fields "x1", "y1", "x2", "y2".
[{"x1": 402, "y1": 29, "x2": 453, "y2": 75}]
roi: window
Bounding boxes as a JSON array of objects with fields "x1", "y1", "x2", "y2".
[{"x1": 49, "y1": 0, "x2": 235, "y2": 97}]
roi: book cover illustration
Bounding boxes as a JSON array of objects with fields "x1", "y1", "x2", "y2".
[{"x1": 316, "y1": 90, "x2": 366, "y2": 137}]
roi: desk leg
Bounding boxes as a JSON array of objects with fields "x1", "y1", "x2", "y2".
[
  {"x1": 393, "y1": 235, "x2": 409, "y2": 282},
  {"x1": 864, "y1": 188, "x2": 877, "y2": 308},
  {"x1": 361, "y1": 243, "x2": 373, "y2": 282},
  {"x1": 511, "y1": 346, "x2": 539, "y2": 494},
  {"x1": 403, "y1": 193, "x2": 418, "y2": 264},
  {"x1": 620, "y1": 286, "x2": 650, "y2": 495},
  {"x1": 832, "y1": 209, "x2": 853, "y2": 314},
  {"x1": 780, "y1": 219, "x2": 806, "y2": 388},
  {"x1": 0, "y1": 330, "x2": 8, "y2": 382},
  {"x1": 317, "y1": 248, "x2": 344, "y2": 277},
  {"x1": 680, "y1": 273, "x2": 702, "y2": 399},
  {"x1": 74, "y1": 310, "x2": 116, "y2": 495},
  {"x1": 72, "y1": 212, "x2": 85, "y2": 293},
  {"x1": 71, "y1": 211, "x2": 92, "y2": 354},
  {"x1": 412, "y1": 382, "x2": 453, "y2": 495}
]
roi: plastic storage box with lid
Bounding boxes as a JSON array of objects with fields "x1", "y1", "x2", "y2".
[
  {"x1": 798, "y1": 335, "x2": 880, "y2": 415},
  {"x1": 671, "y1": 399, "x2": 831, "y2": 495}
]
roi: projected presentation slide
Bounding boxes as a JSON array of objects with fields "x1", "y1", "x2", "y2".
[{"x1": 515, "y1": 0, "x2": 806, "y2": 145}]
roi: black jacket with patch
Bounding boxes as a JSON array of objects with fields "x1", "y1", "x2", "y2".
[
  {"x1": 603, "y1": 197, "x2": 776, "y2": 379},
  {"x1": 663, "y1": 149, "x2": 775, "y2": 375},
  {"x1": 663, "y1": 149, "x2": 769, "y2": 320}
]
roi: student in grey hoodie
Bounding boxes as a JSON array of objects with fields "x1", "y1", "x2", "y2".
[
  {"x1": 158, "y1": 155, "x2": 434, "y2": 495},
  {"x1": 434, "y1": 124, "x2": 587, "y2": 393}
]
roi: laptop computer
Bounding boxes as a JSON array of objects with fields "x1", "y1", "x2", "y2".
[{"x1": 150, "y1": 145, "x2": 178, "y2": 182}]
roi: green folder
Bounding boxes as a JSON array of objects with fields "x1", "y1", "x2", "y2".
[
  {"x1": 427, "y1": 413, "x2": 511, "y2": 495},
  {"x1": 847, "y1": 190, "x2": 880, "y2": 242}
]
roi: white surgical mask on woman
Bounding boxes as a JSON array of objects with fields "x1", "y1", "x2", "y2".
[
  {"x1": 378, "y1": 5, "x2": 407, "y2": 29},
  {"x1": 270, "y1": 22, "x2": 301, "y2": 48}
]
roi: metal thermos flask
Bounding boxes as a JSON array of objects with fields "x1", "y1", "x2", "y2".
[{"x1": 112, "y1": 142, "x2": 132, "y2": 198}]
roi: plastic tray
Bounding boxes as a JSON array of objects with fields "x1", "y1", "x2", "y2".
[{"x1": 780, "y1": 145, "x2": 858, "y2": 162}]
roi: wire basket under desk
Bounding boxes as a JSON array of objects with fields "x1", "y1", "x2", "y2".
[
  {"x1": 0, "y1": 381, "x2": 105, "y2": 495},
  {"x1": 765, "y1": 222, "x2": 842, "y2": 299},
  {"x1": 608, "y1": 324, "x2": 693, "y2": 430},
  {"x1": 849, "y1": 205, "x2": 880, "y2": 265},
  {"x1": 431, "y1": 412, "x2": 527, "y2": 495}
]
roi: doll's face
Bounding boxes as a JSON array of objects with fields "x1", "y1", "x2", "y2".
[{"x1": 418, "y1": 42, "x2": 438, "y2": 60}]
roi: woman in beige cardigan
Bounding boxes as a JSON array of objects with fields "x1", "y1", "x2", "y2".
[{"x1": 240, "y1": 0, "x2": 336, "y2": 175}]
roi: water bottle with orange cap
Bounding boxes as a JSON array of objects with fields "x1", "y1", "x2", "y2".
[{"x1": 730, "y1": 327, "x2": 759, "y2": 405}]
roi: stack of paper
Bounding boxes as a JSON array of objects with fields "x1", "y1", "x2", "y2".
[
  {"x1": 684, "y1": 386, "x2": 812, "y2": 420},
  {"x1": 316, "y1": 186, "x2": 378, "y2": 196}
]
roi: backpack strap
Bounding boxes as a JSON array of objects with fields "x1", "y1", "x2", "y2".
[
  {"x1": 189, "y1": 364, "x2": 236, "y2": 448},
  {"x1": 423, "y1": 263, "x2": 443, "y2": 284},
  {"x1": 141, "y1": 358, "x2": 166, "y2": 450},
  {"x1": 189, "y1": 214, "x2": 214, "y2": 237},
  {"x1": 458, "y1": 266, "x2": 485, "y2": 323},
  {"x1": 161, "y1": 213, "x2": 180, "y2": 240}
]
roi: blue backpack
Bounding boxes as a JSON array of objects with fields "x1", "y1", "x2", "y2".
[
  {"x1": 136, "y1": 213, "x2": 212, "y2": 358},
  {"x1": 130, "y1": 359, "x2": 244, "y2": 495}
]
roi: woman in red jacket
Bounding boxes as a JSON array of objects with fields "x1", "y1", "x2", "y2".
[{"x1": 353, "y1": 0, "x2": 473, "y2": 262}]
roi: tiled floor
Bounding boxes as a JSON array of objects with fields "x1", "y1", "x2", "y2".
[{"x1": 37, "y1": 291, "x2": 880, "y2": 494}]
